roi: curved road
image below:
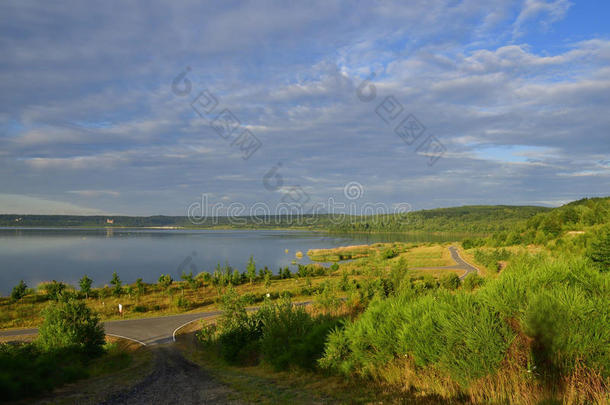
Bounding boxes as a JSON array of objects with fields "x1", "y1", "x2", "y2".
[
  {"x1": 408, "y1": 245, "x2": 479, "y2": 280},
  {"x1": 0, "y1": 310, "x2": 221, "y2": 345}
]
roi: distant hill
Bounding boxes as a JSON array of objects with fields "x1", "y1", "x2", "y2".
[
  {"x1": 0, "y1": 204, "x2": 554, "y2": 234},
  {"x1": 327, "y1": 205, "x2": 551, "y2": 233},
  {"x1": 465, "y1": 197, "x2": 610, "y2": 247}
]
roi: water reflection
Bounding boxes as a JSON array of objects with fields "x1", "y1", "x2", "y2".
[{"x1": 0, "y1": 228, "x2": 467, "y2": 295}]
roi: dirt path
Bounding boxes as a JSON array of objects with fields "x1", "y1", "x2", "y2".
[{"x1": 99, "y1": 345, "x2": 241, "y2": 405}]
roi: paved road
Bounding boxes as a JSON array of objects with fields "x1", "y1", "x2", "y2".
[
  {"x1": 410, "y1": 245, "x2": 480, "y2": 280},
  {"x1": 0, "y1": 311, "x2": 221, "y2": 345}
]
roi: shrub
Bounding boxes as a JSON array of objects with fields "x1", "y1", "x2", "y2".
[
  {"x1": 260, "y1": 298, "x2": 339, "y2": 371},
  {"x1": 175, "y1": 295, "x2": 191, "y2": 310},
  {"x1": 41, "y1": 281, "x2": 67, "y2": 301},
  {"x1": 440, "y1": 273, "x2": 460, "y2": 290},
  {"x1": 587, "y1": 225, "x2": 610, "y2": 272},
  {"x1": 158, "y1": 274, "x2": 173, "y2": 290},
  {"x1": 133, "y1": 305, "x2": 147, "y2": 313},
  {"x1": 37, "y1": 299, "x2": 105, "y2": 356},
  {"x1": 196, "y1": 322, "x2": 217, "y2": 345},
  {"x1": 320, "y1": 289, "x2": 514, "y2": 386},
  {"x1": 381, "y1": 247, "x2": 399, "y2": 259},
  {"x1": 0, "y1": 343, "x2": 88, "y2": 400},
  {"x1": 462, "y1": 273, "x2": 484, "y2": 291},
  {"x1": 11, "y1": 280, "x2": 27, "y2": 301},
  {"x1": 110, "y1": 271, "x2": 122, "y2": 297},
  {"x1": 461, "y1": 238, "x2": 485, "y2": 250}
]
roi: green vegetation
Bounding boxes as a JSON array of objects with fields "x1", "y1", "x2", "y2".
[
  {"x1": 37, "y1": 298, "x2": 106, "y2": 356},
  {"x1": 197, "y1": 291, "x2": 340, "y2": 371},
  {"x1": 10, "y1": 280, "x2": 27, "y2": 302},
  {"x1": 188, "y1": 226, "x2": 609, "y2": 403},
  {"x1": 0, "y1": 204, "x2": 550, "y2": 232},
  {"x1": 0, "y1": 298, "x2": 108, "y2": 401}
]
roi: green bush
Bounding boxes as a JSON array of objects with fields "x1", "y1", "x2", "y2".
[
  {"x1": 440, "y1": 273, "x2": 460, "y2": 290},
  {"x1": 381, "y1": 247, "x2": 399, "y2": 259},
  {"x1": 158, "y1": 274, "x2": 173, "y2": 290},
  {"x1": 41, "y1": 281, "x2": 67, "y2": 301},
  {"x1": 587, "y1": 225, "x2": 610, "y2": 272},
  {"x1": 260, "y1": 298, "x2": 339, "y2": 371},
  {"x1": 320, "y1": 288, "x2": 513, "y2": 386},
  {"x1": 0, "y1": 343, "x2": 88, "y2": 401},
  {"x1": 11, "y1": 280, "x2": 27, "y2": 301},
  {"x1": 37, "y1": 299, "x2": 105, "y2": 356},
  {"x1": 462, "y1": 273, "x2": 484, "y2": 291}
]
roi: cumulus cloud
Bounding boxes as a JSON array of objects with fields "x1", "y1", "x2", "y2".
[{"x1": 0, "y1": 0, "x2": 608, "y2": 214}]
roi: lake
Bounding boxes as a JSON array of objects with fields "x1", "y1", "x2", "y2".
[{"x1": 0, "y1": 228, "x2": 463, "y2": 295}]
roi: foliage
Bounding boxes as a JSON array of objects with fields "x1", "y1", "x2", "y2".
[
  {"x1": 259, "y1": 298, "x2": 340, "y2": 371},
  {"x1": 440, "y1": 273, "x2": 460, "y2": 290},
  {"x1": 461, "y1": 237, "x2": 485, "y2": 249},
  {"x1": 0, "y1": 343, "x2": 89, "y2": 401},
  {"x1": 320, "y1": 289, "x2": 513, "y2": 386},
  {"x1": 246, "y1": 255, "x2": 257, "y2": 283},
  {"x1": 158, "y1": 274, "x2": 173, "y2": 289},
  {"x1": 135, "y1": 277, "x2": 146, "y2": 296},
  {"x1": 380, "y1": 247, "x2": 399, "y2": 259},
  {"x1": 41, "y1": 281, "x2": 67, "y2": 301},
  {"x1": 462, "y1": 273, "x2": 484, "y2": 291},
  {"x1": 11, "y1": 280, "x2": 27, "y2": 301},
  {"x1": 37, "y1": 299, "x2": 105, "y2": 356},
  {"x1": 587, "y1": 225, "x2": 610, "y2": 272},
  {"x1": 180, "y1": 271, "x2": 199, "y2": 289},
  {"x1": 110, "y1": 271, "x2": 122, "y2": 297},
  {"x1": 473, "y1": 248, "x2": 512, "y2": 272},
  {"x1": 79, "y1": 275, "x2": 93, "y2": 298}
]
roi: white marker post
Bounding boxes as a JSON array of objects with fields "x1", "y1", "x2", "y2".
[{"x1": 118, "y1": 303, "x2": 123, "y2": 316}]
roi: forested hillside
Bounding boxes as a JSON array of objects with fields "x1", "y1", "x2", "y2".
[{"x1": 328, "y1": 205, "x2": 550, "y2": 233}]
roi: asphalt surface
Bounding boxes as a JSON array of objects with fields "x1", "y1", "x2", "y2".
[
  {"x1": 407, "y1": 245, "x2": 480, "y2": 280},
  {"x1": 448, "y1": 245, "x2": 480, "y2": 279},
  {"x1": 0, "y1": 311, "x2": 221, "y2": 345}
]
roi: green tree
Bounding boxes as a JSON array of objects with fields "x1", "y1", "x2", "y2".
[
  {"x1": 37, "y1": 299, "x2": 105, "y2": 356},
  {"x1": 43, "y1": 281, "x2": 66, "y2": 301},
  {"x1": 246, "y1": 255, "x2": 257, "y2": 284},
  {"x1": 231, "y1": 269, "x2": 242, "y2": 285},
  {"x1": 264, "y1": 272, "x2": 271, "y2": 289},
  {"x1": 158, "y1": 274, "x2": 173, "y2": 290},
  {"x1": 110, "y1": 272, "x2": 122, "y2": 297},
  {"x1": 587, "y1": 226, "x2": 610, "y2": 272},
  {"x1": 181, "y1": 271, "x2": 198, "y2": 289},
  {"x1": 11, "y1": 280, "x2": 27, "y2": 301},
  {"x1": 135, "y1": 277, "x2": 146, "y2": 296},
  {"x1": 79, "y1": 275, "x2": 92, "y2": 298}
]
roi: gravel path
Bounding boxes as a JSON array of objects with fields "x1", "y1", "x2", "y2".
[{"x1": 98, "y1": 346, "x2": 241, "y2": 405}]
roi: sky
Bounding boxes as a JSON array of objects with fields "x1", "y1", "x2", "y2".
[{"x1": 0, "y1": 0, "x2": 609, "y2": 216}]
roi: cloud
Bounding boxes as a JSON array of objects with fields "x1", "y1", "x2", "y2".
[
  {"x1": 513, "y1": 0, "x2": 572, "y2": 38},
  {"x1": 0, "y1": 0, "x2": 608, "y2": 214}
]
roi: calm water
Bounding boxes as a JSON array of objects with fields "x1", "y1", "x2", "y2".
[{"x1": 0, "y1": 228, "x2": 462, "y2": 295}]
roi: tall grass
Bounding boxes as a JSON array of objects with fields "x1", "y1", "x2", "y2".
[{"x1": 320, "y1": 253, "x2": 610, "y2": 402}]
